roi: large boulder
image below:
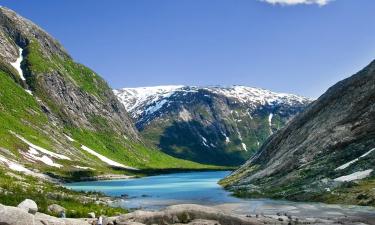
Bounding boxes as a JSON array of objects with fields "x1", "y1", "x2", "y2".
[
  {"x1": 88, "y1": 212, "x2": 96, "y2": 218},
  {"x1": 34, "y1": 213, "x2": 90, "y2": 225},
  {"x1": 116, "y1": 204, "x2": 263, "y2": 225},
  {"x1": 0, "y1": 204, "x2": 35, "y2": 225},
  {"x1": 17, "y1": 199, "x2": 38, "y2": 214},
  {"x1": 48, "y1": 204, "x2": 66, "y2": 215}
]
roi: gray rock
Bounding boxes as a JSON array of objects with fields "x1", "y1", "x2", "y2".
[
  {"x1": 34, "y1": 212, "x2": 90, "y2": 225},
  {"x1": 222, "y1": 57, "x2": 375, "y2": 204},
  {"x1": 48, "y1": 204, "x2": 66, "y2": 215},
  {"x1": 88, "y1": 212, "x2": 96, "y2": 218},
  {"x1": 116, "y1": 204, "x2": 263, "y2": 225},
  {"x1": 17, "y1": 199, "x2": 38, "y2": 214},
  {"x1": 0, "y1": 203, "x2": 35, "y2": 225}
]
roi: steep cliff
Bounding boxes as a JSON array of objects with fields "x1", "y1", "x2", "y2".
[{"x1": 221, "y1": 60, "x2": 375, "y2": 206}]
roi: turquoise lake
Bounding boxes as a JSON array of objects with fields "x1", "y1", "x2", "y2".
[
  {"x1": 65, "y1": 171, "x2": 375, "y2": 219},
  {"x1": 66, "y1": 171, "x2": 237, "y2": 209}
]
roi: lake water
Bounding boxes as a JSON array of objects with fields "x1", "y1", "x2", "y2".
[{"x1": 65, "y1": 171, "x2": 375, "y2": 220}]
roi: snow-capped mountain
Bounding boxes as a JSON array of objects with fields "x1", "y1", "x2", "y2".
[{"x1": 115, "y1": 85, "x2": 312, "y2": 166}]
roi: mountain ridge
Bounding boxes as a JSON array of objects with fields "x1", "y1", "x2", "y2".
[
  {"x1": 115, "y1": 85, "x2": 312, "y2": 165},
  {"x1": 220, "y1": 59, "x2": 375, "y2": 206}
]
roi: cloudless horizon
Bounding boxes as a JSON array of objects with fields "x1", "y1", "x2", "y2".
[{"x1": 2, "y1": 0, "x2": 375, "y2": 98}]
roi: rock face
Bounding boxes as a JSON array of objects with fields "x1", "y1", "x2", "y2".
[
  {"x1": 221, "y1": 60, "x2": 375, "y2": 206},
  {"x1": 17, "y1": 199, "x2": 38, "y2": 214},
  {"x1": 114, "y1": 86, "x2": 311, "y2": 165}
]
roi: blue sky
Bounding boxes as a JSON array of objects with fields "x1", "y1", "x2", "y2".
[{"x1": 2, "y1": 0, "x2": 375, "y2": 98}]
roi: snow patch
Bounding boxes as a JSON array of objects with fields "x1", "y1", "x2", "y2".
[
  {"x1": 201, "y1": 136, "x2": 209, "y2": 148},
  {"x1": 10, "y1": 47, "x2": 25, "y2": 81},
  {"x1": 237, "y1": 130, "x2": 243, "y2": 141},
  {"x1": 64, "y1": 134, "x2": 75, "y2": 142},
  {"x1": 242, "y1": 143, "x2": 248, "y2": 151},
  {"x1": 74, "y1": 165, "x2": 95, "y2": 170},
  {"x1": 25, "y1": 90, "x2": 33, "y2": 95},
  {"x1": 336, "y1": 148, "x2": 375, "y2": 170},
  {"x1": 22, "y1": 147, "x2": 63, "y2": 168},
  {"x1": 13, "y1": 132, "x2": 71, "y2": 160},
  {"x1": 268, "y1": 113, "x2": 273, "y2": 134},
  {"x1": 334, "y1": 169, "x2": 373, "y2": 182},
  {"x1": 0, "y1": 155, "x2": 29, "y2": 172},
  {"x1": 81, "y1": 145, "x2": 138, "y2": 170},
  {"x1": 0, "y1": 154, "x2": 51, "y2": 180}
]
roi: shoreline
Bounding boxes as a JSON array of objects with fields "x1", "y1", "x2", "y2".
[
  {"x1": 62, "y1": 167, "x2": 234, "y2": 183},
  {"x1": 2, "y1": 202, "x2": 375, "y2": 225}
]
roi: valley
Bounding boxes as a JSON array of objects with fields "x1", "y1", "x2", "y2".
[{"x1": 0, "y1": 3, "x2": 374, "y2": 225}]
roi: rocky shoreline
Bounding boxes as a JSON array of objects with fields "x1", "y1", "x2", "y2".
[{"x1": 1, "y1": 199, "x2": 374, "y2": 225}]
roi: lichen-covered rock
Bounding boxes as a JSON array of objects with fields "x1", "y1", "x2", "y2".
[{"x1": 48, "y1": 204, "x2": 66, "y2": 215}]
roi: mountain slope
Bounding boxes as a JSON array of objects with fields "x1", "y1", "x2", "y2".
[
  {"x1": 221, "y1": 61, "x2": 375, "y2": 206},
  {"x1": 115, "y1": 85, "x2": 311, "y2": 166},
  {"x1": 0, "y1": 6, "x2": 210, "y2": 183}
]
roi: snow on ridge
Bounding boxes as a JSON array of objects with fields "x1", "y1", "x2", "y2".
[
  {"x1": 81, "y1": 145, "x2": 138, "y2": 170},
  {"x1": 204, "y1": 85, "x2": 310, "y2": 106},
  {"x1": 334, "y1": 169, "x2": 373, "y2": 182},
  {"x1": 10, "y1": 47, "x2": 25, "y2": 81},
  {"x1": 114, "y1": 85, "x2": 185, "y2": 112},
  {"x1": 114, "y1": 85, "x2": 312, "y2": 119},
  {"x1": 336, "y1": 148, "x2": 375, "y2": 170}
]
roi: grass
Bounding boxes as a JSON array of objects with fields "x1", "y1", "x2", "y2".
[{"x1": 0, "y1": 168, "x2": 127, "y2": 218}]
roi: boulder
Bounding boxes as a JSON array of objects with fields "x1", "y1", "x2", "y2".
[
  {"x1": 17, "y1": 199, "x2": 38, "y2": 214},
  {"x1": 88, "y1": 212, "x2": 96, "y2": 218},
  {"x1": 0, "y1": 203, "x2": 35, "y2": 225},
  {"x1": 34, "y1": 212, "x2": 90, "y2": 225},
  {"x1": 116, "y1": 204, "x2": 263, "y2": 225},
  {"x1": 48, "y1": 204, "x2": 66, "y2": 215}
]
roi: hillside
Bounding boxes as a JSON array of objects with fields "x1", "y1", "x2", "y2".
[
  {"x1": 114, "y1": 85, "x2": 311, "y2": 166},
  {"x1": 0, "y1": 6, "x2": 211, "y2": 184},
  {"x1": 221, "y1": 60, "x2": 375, "y2": 206}
]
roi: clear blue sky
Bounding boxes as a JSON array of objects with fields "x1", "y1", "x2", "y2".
[{"x1": 2, "y1": 0, "x2": 375, "y2": 98}]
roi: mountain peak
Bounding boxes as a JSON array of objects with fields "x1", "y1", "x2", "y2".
[
  {"x1": 114, "y1": 85, "x2": 311, "y2": 119},
  {"x1": 114, "y1": 85, "x2": 311, "y2": 165},
  {"x1": 0, "y1": 6, "x2": 68, "y2": 62}
]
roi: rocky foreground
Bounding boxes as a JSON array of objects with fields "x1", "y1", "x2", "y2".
[{"x1": 1, "y1": 199, "x2": 373, "y2": 225}]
